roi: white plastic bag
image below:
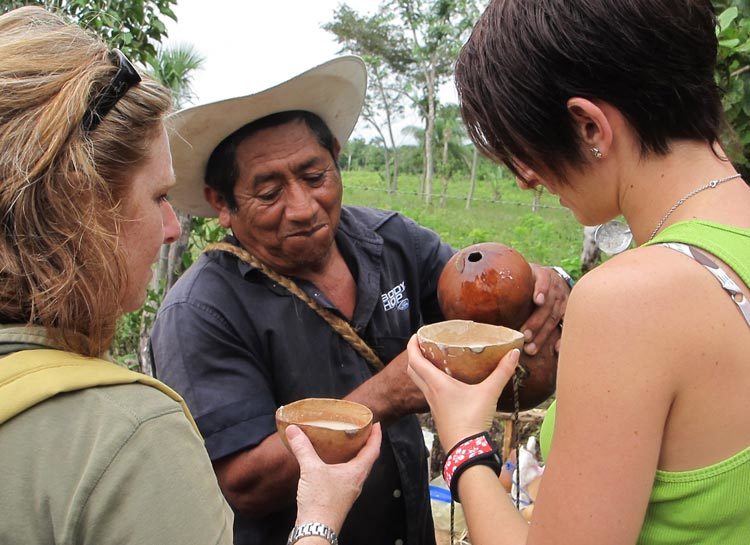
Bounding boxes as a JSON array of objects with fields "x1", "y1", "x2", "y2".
[{"x1": 510, "y1": 436, "x2": 545, "y2": 510}]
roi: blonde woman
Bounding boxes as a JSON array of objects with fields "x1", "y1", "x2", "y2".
[{"x1": 0, "y1": 7, "x2": 379, "y2": 545}]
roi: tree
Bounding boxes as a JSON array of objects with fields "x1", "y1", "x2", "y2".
[
  {"x1": 434, "y1": 103, "x2": 469, "y2": 207},
  {"x1": 326, "y1": 0, "x2": 482, "y2": 204},
  {"x1": 388, "y1": 0, "x2": 480, "y2": 204},
  {"x1": 324, "y1": 6, "x2": 409, "y2": 193},
  {"x1": 714, "y1": 2, "x2": 750, "y2": 181},
  {"x1": 465, "y1": 146, "x2": 479, "y2": 209},
  {"x1": 0, "y1": 0, "x2": 177, "y2": 66}
]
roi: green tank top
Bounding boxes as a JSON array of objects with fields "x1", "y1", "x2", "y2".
[{"x1": 539, "y1": 220, "x2": 750, "y2": 544}]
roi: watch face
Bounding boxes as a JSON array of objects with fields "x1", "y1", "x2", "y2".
[{"x1": 594, "y1": 220, "x2": 633, "y2": 255}]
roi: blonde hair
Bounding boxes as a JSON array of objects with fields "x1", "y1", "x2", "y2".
[{"x1": 0, "y1": 6, "x2": 172, "y2": 356}]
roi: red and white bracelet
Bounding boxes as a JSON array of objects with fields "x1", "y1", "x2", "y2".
[{"x1": 443, "y1": 431, "x2": 502, "y2": 502}]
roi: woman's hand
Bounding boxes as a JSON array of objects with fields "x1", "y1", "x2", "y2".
[
  {"x1": 522, "y1": 265, "x2": 570, "y2": 355},
  {"x1": 286, "y1": 422, "x2": 382, "y2": 533},
  {"x1": 406, "y1": 335, "x2": 520, "y2": 450}
]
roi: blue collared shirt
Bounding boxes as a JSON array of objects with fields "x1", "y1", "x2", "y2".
[{"x1": 151, "y1": 206, "x2": 454, "y2": 545}]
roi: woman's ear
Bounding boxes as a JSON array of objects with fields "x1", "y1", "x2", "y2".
[{"x1": 567, "y1": 98, "x2": 613, "y2": 159}]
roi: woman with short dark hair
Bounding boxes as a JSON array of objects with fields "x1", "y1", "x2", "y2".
[{"x1": 407, "y1": 1, "x2": 750, "y2": 544}]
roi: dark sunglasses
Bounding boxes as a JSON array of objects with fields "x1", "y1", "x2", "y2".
[{"x1": 81, "y1": 48, "x2": 142, "y2": 132}]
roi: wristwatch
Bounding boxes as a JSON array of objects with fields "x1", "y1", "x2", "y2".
[
  {"x1": 287, "y1": 522, "x2": 339, "y2": 545},
  {"x1": 551, "y1": 266, "x2": 575, "y2": 290}
]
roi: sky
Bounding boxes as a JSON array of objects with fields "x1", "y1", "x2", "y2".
[{"x1": 164, "y1": 0, "x2": 458, "y2": 144}]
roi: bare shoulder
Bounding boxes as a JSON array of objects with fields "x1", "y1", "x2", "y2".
[
  {"x1": 562, "y1": 243, "x2": 742, "y2": 386},
  {"x1": 568, "y1": 246, "x2": 695, "y2": 328}
]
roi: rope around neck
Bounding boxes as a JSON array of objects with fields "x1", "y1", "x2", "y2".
[{"x1": 203, "y1": 242, "x2": 385, "y2": 372}]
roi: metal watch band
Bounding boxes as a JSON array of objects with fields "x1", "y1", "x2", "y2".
[
  {"x1": 287, "y1": 522, "x2": 339, "y2": 545},
  {"x1": 551, "y1": 266, "x2": 575, "y2": 289}
]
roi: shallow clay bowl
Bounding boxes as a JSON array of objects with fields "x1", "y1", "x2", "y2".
[
  {"x1": 276, "y1": 398, "x2": 373, "y2": 464},
  {"x1": 417, "y1": 320, "x2": 525, "y2": 384}
]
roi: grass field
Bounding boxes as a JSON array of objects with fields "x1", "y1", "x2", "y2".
[{"x1": 341, "y1": 170, "x2": 585, "y2": 277}]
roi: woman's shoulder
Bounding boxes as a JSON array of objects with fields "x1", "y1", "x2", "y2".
[
  {"x1": 1, "y1": 383, "x2": 231, "y2": 545},
  {"x1": 562, "y1": 244, "x2": 734, "y2": 377},
  {"x1": 570, "y1": 245, "x2": 697, "y2": 318},
  {"x1": 4, "y1": 381, "x2": 191, "y2": 443}
]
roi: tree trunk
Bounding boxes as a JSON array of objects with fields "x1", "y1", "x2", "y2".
[
  {"x1": 138, "y1": 213, "x2": 192, "y2": 375},
  {"x1": 420, "y1": 135, "x2": 427, "y2": 197},
  {"x1": 581, "y1": 226, "x2": 601, "y2": 274},
  {"x1": 167, "y1": 212, "x2": 193, "y2": 290},
  {"x1": 153, "y1": 244, "x2": 169, "y2": 291},
  {"x1": 382, "y1": 146, "x2": 392, "y2": 190},
  {"x1": 137, "y1": 323, "x2": 154, "y2": 377},
  {"x1": 423, "y1": 66, "x2": 436, "y2": 205},
  {"x1": 439, "y1": 126, "x2": 451, "y2": 208},
  {"x1": 392, "y1": 151, "x2": 399, "y2": 193},
  {"x1": 376, "y1": 73, "x2": 400, "y2": 194},
  {"x1": 466, "y1": 147, "x2": 479, "y2": 209},
  {"x1": 532, "y1": 187, "x2": 543, "y2": 212}
]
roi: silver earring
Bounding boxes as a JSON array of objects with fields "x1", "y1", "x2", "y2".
[{"x1": 590, "y1": 147, "x2": 603, "y2": 159}]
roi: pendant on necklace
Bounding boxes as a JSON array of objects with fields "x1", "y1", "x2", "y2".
[{"x1": 593, "y1": 220, "x2": 633, "y2": 255}]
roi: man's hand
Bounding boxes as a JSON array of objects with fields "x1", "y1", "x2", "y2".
[
  {"x1": 346, "y1": 350, "x2": 428, "y2": 423},
  {"x1": 522, "y1": 265, "x2": 570, "y2": 355}
]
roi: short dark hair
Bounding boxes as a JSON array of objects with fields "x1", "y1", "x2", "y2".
[
  {"x1": 455, "y1": 0, "x2": 724, "y2": 180},
  {"x1": 205, "y1": 110, "x2": 338, "y2": 209}
]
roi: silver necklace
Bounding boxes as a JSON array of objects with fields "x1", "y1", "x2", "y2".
[
  {"x1": 647, "y1": 172, "x2": 742, "y2": 241},
  {"x1": 594, "y1": 172, "x2": 742, "y2": 254}
]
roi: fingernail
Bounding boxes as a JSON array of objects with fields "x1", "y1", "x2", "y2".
[
  {"x1": 510, "y1": 348, "x2": 521, "y2": 364},
  {"x1": 535, "y1": 293, "x2": 545, "y2": 305},
  {"x1": 285, "y1": 425, "x2": 301, "y2": 440},
  {"x1": 525, "y1": 343, "x2": 537, "y2": 355},
  {"x1": 523, "y1": 329, "x2": 532, "y2": 341}
]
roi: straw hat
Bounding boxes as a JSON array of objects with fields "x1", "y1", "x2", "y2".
[{"x1": 167, "y1": 56, "x2": 367, "y2": 217}]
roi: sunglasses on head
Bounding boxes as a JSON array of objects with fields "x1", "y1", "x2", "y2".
[{"x1": 81, "y1": 48, "x2": 142, "y2": 132}]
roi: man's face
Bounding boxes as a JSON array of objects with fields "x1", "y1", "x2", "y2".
[{"x1": 209, "y1": 119, "x2": 343, "y2": 276}]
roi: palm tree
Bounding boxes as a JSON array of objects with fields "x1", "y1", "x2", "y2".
[{"x1": 148, "y1": 43, "x2": 205, "y2": 109}]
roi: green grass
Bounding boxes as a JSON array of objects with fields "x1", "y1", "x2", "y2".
[{"x1": 342, "y1": 170, "x2": 584, "y2": 277}]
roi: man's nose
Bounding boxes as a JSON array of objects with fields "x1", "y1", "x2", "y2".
[{"x1": 284, "y1": 181, "x2": 318, "y2": 222}]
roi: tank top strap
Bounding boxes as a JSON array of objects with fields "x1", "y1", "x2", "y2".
[{"x1": 657, "y1": 242, "x2": 750, "y2": 328}]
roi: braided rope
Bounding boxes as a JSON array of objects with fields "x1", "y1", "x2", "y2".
[{"x1": 204, "y1": 242, "x2": 385, "y2": 372}]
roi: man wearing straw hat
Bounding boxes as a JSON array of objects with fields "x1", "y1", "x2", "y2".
[{"x1": 151, "y1": 56, "x2": 567, "y2": 545}]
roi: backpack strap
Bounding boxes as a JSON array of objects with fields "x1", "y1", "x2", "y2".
[{"x1": 0, "y1": 349, "x2": 199, "y2": 434}]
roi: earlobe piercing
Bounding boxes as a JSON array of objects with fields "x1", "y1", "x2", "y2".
[{"x1": 590, "y1": 147, "x2": 603, "y2": 159}]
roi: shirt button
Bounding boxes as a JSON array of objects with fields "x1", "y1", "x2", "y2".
[
  {"x1": 395, "y1": 539, "x2": 404, "y2": 545},
  {"x1": 393, "y1": 489, "x2": 402, "y2": 498}
]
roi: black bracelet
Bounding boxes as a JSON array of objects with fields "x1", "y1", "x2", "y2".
[{"x1": 443, "y1": 432, "x2": 502, "y2": 503}]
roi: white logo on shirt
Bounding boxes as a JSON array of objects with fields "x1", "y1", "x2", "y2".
[{"x1": 381, "y1": 281, "x2": 409, "y2": 312}]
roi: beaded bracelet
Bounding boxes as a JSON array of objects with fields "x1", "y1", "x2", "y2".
[{"x1": 442, "y1": 431, "x2": 502, "y2": 502}]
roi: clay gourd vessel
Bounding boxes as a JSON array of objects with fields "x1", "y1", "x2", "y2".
[
  {"x1": 434, "y1": 243, "x2": 557, "y2": 411},
  {"x1": 276, "y1": 398, "x2": 373, "y2": 464},
  {"x1": 417, "y1": 320, "x2": 525, "y2": 384},
  {"x1": 438, "y1": 242, "x2": 535, "y2": 330}
]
